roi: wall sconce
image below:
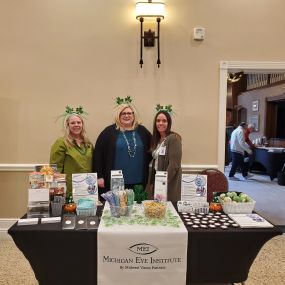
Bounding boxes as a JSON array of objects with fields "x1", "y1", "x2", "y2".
[{"x1": 135, "y1": 1, "x2": 165, "y2": 68}]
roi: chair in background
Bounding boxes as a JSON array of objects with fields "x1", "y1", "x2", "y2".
[{"x1": 201, "y1": 169, "x2": 229, "y2": 203}]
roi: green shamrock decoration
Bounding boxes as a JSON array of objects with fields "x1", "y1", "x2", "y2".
[
  {"x1": 76, "y1": 106, "x2": 84, "y2": 114},
  {"x1": 65, "y1": 106, "x2": 74, "y2": 114},
  {"x1": 133, "y1": 184, "x2": 148, "y2": 204}
]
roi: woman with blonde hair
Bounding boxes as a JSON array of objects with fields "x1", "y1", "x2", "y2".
[
  {"x1": 92, "y1": 97, "x2": 152, "y2": 196},
  {"x1": 50, "y1": 106, "x2": 93, "y2": 194}
]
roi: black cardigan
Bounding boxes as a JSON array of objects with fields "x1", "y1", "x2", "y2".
[{"x1": 92, "y1": 124, "x2": 152, "y2": 194}]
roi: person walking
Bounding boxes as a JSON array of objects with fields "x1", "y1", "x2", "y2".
[{"x1": 229, "y1": 122, "x2": 253, "y2": 181}]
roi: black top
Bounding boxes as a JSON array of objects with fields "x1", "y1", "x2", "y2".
[{"x1": 92, "y1": 124, "x2": 152, "y2": 194}]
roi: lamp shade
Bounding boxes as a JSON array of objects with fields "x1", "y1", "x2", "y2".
[{"x1": 136, "y1": 2, "x2": 165, "y2": 19}]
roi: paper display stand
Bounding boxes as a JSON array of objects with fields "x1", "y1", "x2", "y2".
[
  {"x1": 181, "y1": 174, "x2": 207, "y2": 201},
  {"x1": 178, "y1": 174, "x2": 208, "y2": 213},
  {"x1": 154, "y1": 171, "x2": 168, "y2": 201},
  {"x1": 72, "y1": 173, "x2": 98, "y2": 203},
  {"x1": 110, "y1": 170, "x2": 124, "y2": 191}
]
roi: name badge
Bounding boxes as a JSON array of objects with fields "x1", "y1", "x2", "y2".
[{"x1": 159, "y1": 146, "x2": 166, "y2": 155}]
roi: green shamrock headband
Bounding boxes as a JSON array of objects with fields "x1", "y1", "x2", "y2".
[
  {"x1": 115, "y1": 96, "x2": 133, "y2": 106},
  {"x1": 156, "y1": 104, "x2": 174, "y2": 115},
  {"x1": 56, "y1": 105, "x2": 88, "y2": 122}
]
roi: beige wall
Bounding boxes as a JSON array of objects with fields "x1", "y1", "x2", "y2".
[{"x1": 1, "y1": 0, "x2": 285, "y2": 217}]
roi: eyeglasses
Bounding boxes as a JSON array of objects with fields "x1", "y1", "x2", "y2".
[{"x1": 120, "y1": 112, "x2": 134, "y2": 116}]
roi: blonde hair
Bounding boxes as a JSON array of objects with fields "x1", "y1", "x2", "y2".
[
  {"x1": 63, "y1": 114, "x2": 92, "y2": 147},
  {"x1": 114, "y1": 104, "x2": 139, "y2": 130}
]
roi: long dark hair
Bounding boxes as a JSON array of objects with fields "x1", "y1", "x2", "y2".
[{"x1": 151, "y1": 110, "x2": 173, "y2": 151}]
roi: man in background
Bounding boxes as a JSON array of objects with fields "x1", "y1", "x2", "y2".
[
  {"x1": 244, "y1": 124, "x2": 255, "y2": 173},
  {"x1": 229, "y1": 122, "x2": 253, "y2": 181}
]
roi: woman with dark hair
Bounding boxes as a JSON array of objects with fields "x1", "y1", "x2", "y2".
[{"x1": 149, "y1": 107, "x2": 182, "y2": 201}]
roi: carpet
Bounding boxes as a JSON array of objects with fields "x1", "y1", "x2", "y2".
[
  {"x1": 0, "y1": 234, "x2": 284, "y2": 285},
  {"x1": 225, "y1": 166, "x2": 285, "y2": 226}
]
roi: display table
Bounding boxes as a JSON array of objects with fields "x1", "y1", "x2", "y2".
[
  {"x1": 253, "y1": 147, "x2": 285, "y2": 180},
  {"x1": 8, "y1": 205, "x2": 282, "y2": 285}
]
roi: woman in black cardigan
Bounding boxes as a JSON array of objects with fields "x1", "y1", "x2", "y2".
[{"x1": 92, "y1": 100, "x2": 152, "y2": 196}]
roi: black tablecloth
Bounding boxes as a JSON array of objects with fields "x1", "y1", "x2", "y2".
[
  {"x1": 253, "y1": 148, "x2": 285, "y2": 180},
  {"x1": 8, "y1": 205, "x2": 282, "y2": 285}
]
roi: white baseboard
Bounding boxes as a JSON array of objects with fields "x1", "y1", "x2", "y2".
[{"x1": 0, "y1": 218, "x2": 18, "y2": 232}]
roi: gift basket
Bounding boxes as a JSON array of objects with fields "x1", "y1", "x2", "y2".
[
  {"x1": 101, "y1": 189, "x2": 135, "y2": 218},
  {"x1": 216, "y1": 192, "x2": 256, "y2": 214}
]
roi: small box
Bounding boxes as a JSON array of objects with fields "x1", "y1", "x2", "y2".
[
  {"x1": 87, "y1": 216, "x2": 100, "y2": 229},
  {"x1": 75, "y1": 216, "x2": 87, "y2": 230},
  {"x1": 27, "y1": 202, "x2": 50, "y2": 218},
  {"x1": 62, "y1": 215, "x2": 76, "y2": 230}
]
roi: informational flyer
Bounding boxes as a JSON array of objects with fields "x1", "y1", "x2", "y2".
[
  {"x1": 110, "y1": 170, "x2": 124, "y2": 192},
  {"x1": 229, "y1": 214, "x2": 274, "y2": 228},
  {"x1": 154, "y1": 171, "x2": 168, "y2": 201},
  {"x1": 72, "y1": 173, "x2": 98, "y2": 203},
  {"x1": 181, "y1": 174, "x2": 207, "y2": 201}
]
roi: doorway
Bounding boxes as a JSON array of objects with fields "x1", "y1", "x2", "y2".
[{"x1": 218, "y1": 61, "x2": 285, "y2": 171}]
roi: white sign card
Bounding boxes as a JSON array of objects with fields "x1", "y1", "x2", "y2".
[
  {"x1": 181, "y1": 174, "x2": 207, "y2": 201},
  {"x1": 72, "y1": 173, "x2": 98, "y2": 203},
  {"x1": 28, "y1": 188, "x2": 50, "y2": 203},
  {"x1": 110, "y1": 170, "x2": 124, "y2": 191},
  {"x1": 154, "y1": 171, "x2": 168, "y2": 201}
]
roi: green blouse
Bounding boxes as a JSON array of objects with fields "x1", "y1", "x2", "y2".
[{"x1": 50, "y1": 137, "x2": 93, "y2": 194}]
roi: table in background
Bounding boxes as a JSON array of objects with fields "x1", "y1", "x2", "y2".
[
  {"x1": 252, "y1": 147, "x2": 285, "y2": 180},
  {"x1": 8, "y1": 206, "x2": 282, "y2": 285}
]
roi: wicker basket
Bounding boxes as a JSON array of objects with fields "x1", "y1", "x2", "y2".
[{"x1": 218, "y1": 197, "x2": 256, "y2": 214}]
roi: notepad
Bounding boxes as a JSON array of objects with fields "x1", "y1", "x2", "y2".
[{"x1": 228, "y1": 214, "x2": 273, "y2": 228}]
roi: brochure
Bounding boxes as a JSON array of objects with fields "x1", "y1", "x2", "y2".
[
  {"x1": 110, "y1": 170, "x2": 124, "y2": 191},
  {"x1": 181, "y1": 174, "x2": 207, "y2": 201},
  {"x1": 72, "y1": 173, "x2": 98, "y2": 203},
  {"x1": 154, "y1": 171, "x2": 167, "y2": 201},
  {"x1": 228, "y1": 213, "x2": 273, "y2": 228}
]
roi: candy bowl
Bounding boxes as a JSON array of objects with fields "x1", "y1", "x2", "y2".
[{"x1": 143, "y1": 200, "x2": 167, "y2": 219}]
